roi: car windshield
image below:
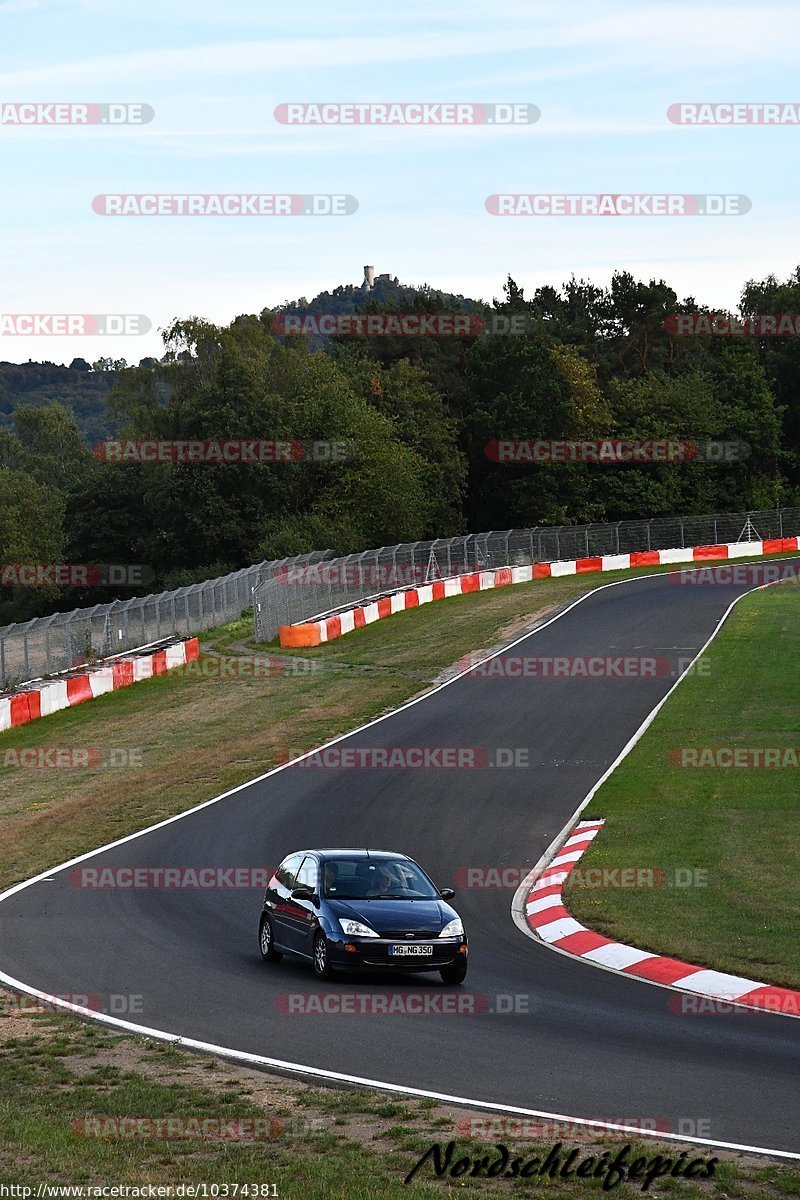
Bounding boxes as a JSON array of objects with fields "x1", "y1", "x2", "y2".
[{"x1": 322, "y1": 857, "x2": 439, "y2": 900}]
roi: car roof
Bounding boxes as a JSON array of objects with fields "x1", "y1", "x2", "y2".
[{"x1": 288, "y1": 849, "x2": 411, "y2": 862}]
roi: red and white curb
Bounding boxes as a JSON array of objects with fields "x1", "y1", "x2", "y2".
[
  {"x1": 0, "y1": 637, "x2": 200, "y2": 734},
  {"x1": 524, "y1": 819, "x2": 800, "y2": 1017},
  {"x1": 278, "y1": 536, "x2": 800, "y2": 647}
]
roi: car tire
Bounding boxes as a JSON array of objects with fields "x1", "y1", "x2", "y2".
[
  {"x1": 312, "y1": 932, "x2": 334, "y2": 980},
  {"x1": 439, "y1": 958, "x2": 468, "y2": 985},
  {"x1": 259, "y1": 914, "x2": 282, "y2": 962}
]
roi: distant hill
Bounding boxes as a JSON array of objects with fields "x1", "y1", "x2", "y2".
[
  {"x1": 1, "y1": 276, "x2": 484, "y2": 442},
  {"x1": 0, "y1": 360, "x2": 122, "y2": 445},
  {"x1": 278, "y1": 273, "x2": 480, "y2": 316}
]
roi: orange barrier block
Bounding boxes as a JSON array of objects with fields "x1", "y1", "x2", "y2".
[
  {"x1": 494, "y1": 567, "x2": 513, "y2": 587},
  {"x1": 692, "y1": 544, "x2": 728, "y2": 560},
  {"x1": 631, "y1": 551, "x2": 660, "y2": 567},
  {"x1": 279, "y1": 623, "x2": 322, "y2": 648},
  {"x1": 576, "y1": 557, "x2": 603, "y2": 573},
  {"x1": 532, "y1": 563, "x2": 552, "y2": 578}
]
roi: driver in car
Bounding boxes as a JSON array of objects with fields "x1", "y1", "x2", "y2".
[{"x1": 367, "y1": 863, "x2": 406, "y2": 897}]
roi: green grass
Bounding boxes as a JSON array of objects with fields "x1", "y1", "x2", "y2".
[
  {"x1": 0, "y1": 560, "x2": 693, "y2": 892},
  {"x1": 0, "y1": 1012, "x2": 798, "y2": 1196},
  {"x1": 569, "y1": 583, "x2": 800, "y2": 987}
]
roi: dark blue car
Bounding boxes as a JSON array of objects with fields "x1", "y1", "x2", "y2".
[{"x1": 258, "y1": 848, "x2": 468, "y2": 983}]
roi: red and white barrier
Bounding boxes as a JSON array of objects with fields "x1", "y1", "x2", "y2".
[
  {"x1": 523, "y1": 820, "x2": 800, "y2": 1017},
  {"x1": 0, "y1": 638, "x2": 200, "y2": 735},
  {"x1": 279, "y1": 537, "x2": 800, "y2": 647}
]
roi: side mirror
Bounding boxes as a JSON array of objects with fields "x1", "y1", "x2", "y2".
[
  {"x1": 440, "y1": 887, "x2": 456, "y2": 900},
  {"x1": 292, "y1": 886, "x2": 314, "y2": 901}
]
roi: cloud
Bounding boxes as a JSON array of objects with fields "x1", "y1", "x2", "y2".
[{"x1": 1, "y1": 7, "x2": 798, "y2": 87}]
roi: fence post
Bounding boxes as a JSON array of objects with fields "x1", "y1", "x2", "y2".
[
  {"x1": 779, "y1": 509, "x2": 784, "y2": 538},
  {"x1": 713, "y1": 519, "x2": 718, "y2": 544}
]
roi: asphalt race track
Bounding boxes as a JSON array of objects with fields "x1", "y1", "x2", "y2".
[{"x1": 1, "y1": 566, "x2": 798, "y2": 1155}]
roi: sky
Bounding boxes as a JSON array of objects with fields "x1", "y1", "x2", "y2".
[{"x1": 1, "y1": 0, "x2": 799, "y2": 363}]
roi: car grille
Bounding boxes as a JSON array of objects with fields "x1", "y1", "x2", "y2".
[{"x1": 379, "y1": 930, "x2": 440, "y2": 940}]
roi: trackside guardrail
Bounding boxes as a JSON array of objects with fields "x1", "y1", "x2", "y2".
[{"x1": 253, "y1": 508, "x2": 800, "y2": 643}]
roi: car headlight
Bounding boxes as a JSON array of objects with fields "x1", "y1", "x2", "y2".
[
  {"x1": 338, "y1": 918, "x2": 379, "y2": 938},
  {"x1": 439, "y1": 917, "x2": 463, "y2": 938}
]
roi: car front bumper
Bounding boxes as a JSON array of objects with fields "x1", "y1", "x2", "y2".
[{"x1": 326, "y1": 935, "x2": 468, "y2": 971}]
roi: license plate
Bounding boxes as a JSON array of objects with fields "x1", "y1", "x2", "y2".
[{"x1": 388, "y1": 943, "x2": 433, "y2": 956}]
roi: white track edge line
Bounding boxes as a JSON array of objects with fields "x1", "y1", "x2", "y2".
[
  {"x1": 1, "y1": 558, "x2": 799, "y2": 1163},
  {"x1": 0, "y1": 967, "x2": 797, "y2": 1161}
]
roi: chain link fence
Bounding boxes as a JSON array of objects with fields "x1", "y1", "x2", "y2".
[
  {"x1": 253, "y1": 507, "x2": 800, "y2": 642},
  {"x1": 5, "y1": 506, "x2": 797, "y2": 689},
  {"x1": 0, "y1": 550, "x2": 333, "y2": 691}
]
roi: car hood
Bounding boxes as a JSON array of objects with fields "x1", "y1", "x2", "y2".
[{"x1": 326, "y1": 898, "x2": 457, "y2": 932}]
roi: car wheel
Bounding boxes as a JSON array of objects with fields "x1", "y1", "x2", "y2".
[
  {"x1": 259, "y1": 914, "x2": 282, "y2": 962},
  {"x1": 312, "y1": 932, "x2": 334, "y2": 979},
  {"x1": 439, "y1": 958, "x2": 468, "y2": 985}
]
